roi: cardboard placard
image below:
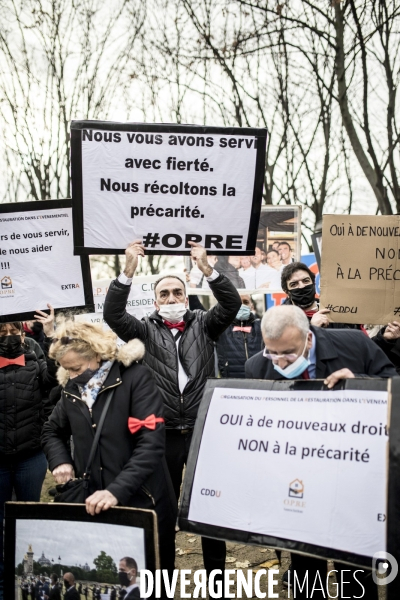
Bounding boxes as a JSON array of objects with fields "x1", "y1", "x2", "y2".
[
  {"x1": 179, "y1": 378, "x2": 398, "y2": 570},
  {"x1": 71, "y1": 121, "x2": 267, "y2": 255},
  {"x1": 320, "y1": 214, "x2": 400, "y2": 324},
  {"x1": 0, "y1": 200, "x2": 94, "y2": 321}
]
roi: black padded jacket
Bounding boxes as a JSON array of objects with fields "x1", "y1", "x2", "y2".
[
  {"x1": 0, "y1": 347, "x2": 57, "y2": 457},
  {"x1": 103, "y1": 273, "x2": 241, "y2": 429}
]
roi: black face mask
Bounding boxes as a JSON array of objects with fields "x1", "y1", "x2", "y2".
[
  {"x1": 289, "y1": 284, "x2": 316, "y2": 308},
  {"x1": 118, "y1": 572, "x2": 131, "y2": 588},
  {"x1": 0, "y1": 334, "x2": 23, "y2": 358},
  {"x1": 71, "y1": 367, "x2": 99, "y2": 386},
  {"x1": 63, "y1": 581, "x2": 70, "y2": 589}
]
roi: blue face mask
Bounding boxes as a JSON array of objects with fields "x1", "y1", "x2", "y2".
[
  {"x1": 236, "y1": 305, "x2": 251, "y2": 321},
  {"x1": 272, "y1": 337, "x2": 310, "y2": 379}
]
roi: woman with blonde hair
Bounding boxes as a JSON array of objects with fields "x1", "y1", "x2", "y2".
[{"x1": 41, "y1": 320, "x2": 176, "y2": 577}]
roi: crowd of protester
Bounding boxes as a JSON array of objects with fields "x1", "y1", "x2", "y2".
[{"x1": 1, "y1": 241, "x2": 399, "y2": 600}]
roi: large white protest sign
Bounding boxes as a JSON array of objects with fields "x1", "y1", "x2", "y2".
[
  {"x1": 71, "y1": 122, "x2": 267, "y2": 255},
  {"x1": 180, "y1": 382, "x2": 389, "y2": 563},
  {"x1": 0, "y1": 200, "x2": 93, "y2": 321}
]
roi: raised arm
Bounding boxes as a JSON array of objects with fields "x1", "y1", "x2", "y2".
[{"x1": 103, "y1": 240, "x2": 148, "y2": 342}]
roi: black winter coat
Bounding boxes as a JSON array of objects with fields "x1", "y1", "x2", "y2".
[
  {"x1": 103, "y1": 274, "x2": 241, "y2": 429},
  {"x1": 41, "y1": 352, "x2": 176, "y2": 512},
  {"x1": 245, "y1": 326, "x2": 398, "y2": 380},
  {"x1": 217, "y1": 314, "x2": 263, "y2": 379},
  {"x1": 0, "y1": 347, "x2": 56, "y2": 457}
]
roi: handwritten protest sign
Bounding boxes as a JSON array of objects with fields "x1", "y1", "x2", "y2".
[
  {"x1": 0, "y1": 200, "x2": 93, "y2": 321},
  {"x1": 320, "y1": 214, "x2": 400, "y2": 324},
  {"x1": 71, "y1": 122, "x2": 267, "y2": 255},
  {"x1": 179, "y1": 379, "x2": 390, "y2": 566}
]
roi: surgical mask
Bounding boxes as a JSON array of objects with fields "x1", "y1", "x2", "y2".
[
  {"x1": 158, "y1": 303, "x2": 187, "y2": 323},
  {"x1": 71, "y1": 366, "x2": 99, "y2": 385},
  {"x1": 289, "y1": 284, "x2": 316, "y2": 308},
  {"x1": 0, "y1": 334, "x2": 23, "y2": 358},
  {"x1": 236, "y1": 305, "x2": 251, "y2": 321},
  {"x1": 63, "y1": 581, "x2": 70, "y2": 590},
  {"x1": 272, "y1": 337, "x2": 310, "y2": 379},
  {"x1": 118, "y1": 572, "x2": 131, "y2": 587}
]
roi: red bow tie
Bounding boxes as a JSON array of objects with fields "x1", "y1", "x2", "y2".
[
  {"x1": 0, "y1": 355, "x2": 25, "y2": 369},
  {"x1": 128, "y1": 414, "x2": 164, "y2": 435},
  {"x1": 232, "y1": 326, "x2": 252, "y2": 333},
  {"x1": 163, "y1": 320, "x2": 186, "y2": 332}
]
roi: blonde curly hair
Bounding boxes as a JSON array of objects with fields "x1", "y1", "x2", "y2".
[{"x1": 48, "y1": 320, "x2": 118, "y2": 363}]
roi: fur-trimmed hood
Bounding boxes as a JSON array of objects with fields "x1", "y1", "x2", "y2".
[{"x1": 56, "y1": 339, "x2": 145, "y2": 387}]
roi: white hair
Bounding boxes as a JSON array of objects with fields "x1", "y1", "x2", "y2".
[{"x1": 261, "y1": 305, "x2": 310, "y2": 340}]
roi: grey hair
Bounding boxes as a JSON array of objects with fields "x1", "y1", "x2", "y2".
[{"x1": 261, "y1": 305, "x2": 310, "y2": 340}]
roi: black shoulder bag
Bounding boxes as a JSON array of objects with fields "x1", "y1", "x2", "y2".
[{"x1": 54, "y1": 388, "x2": 115, "y2": 503}]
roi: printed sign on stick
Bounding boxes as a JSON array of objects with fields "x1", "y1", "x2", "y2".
[
  {"x1": 0, "y1": 200, "x2": 93, "y2": 322},
  {"x1": 71, "y1": 121, "x2": 267, "y2": 255}
]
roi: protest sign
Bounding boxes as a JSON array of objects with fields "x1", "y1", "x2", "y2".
[
  {"x1": 320, "y1": 214, "x2": 400, "y2": 324},
  {"x1": 70, "y1": 121, "x2": 267, "y2": 255},
  {"x1": 179, "y1": 378, "x2": 397, "y2": 568},
  {"x1": 4, "y1": 502, "x2": 158, "y2": 600},
  {"x1": 0, "y1": 200, "x2": 93, "y2": 321},
  {"x1": 187, "y1": 205, "x2": 301, "y2": 294}
]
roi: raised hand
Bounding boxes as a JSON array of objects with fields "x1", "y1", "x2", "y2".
[
  {"x1": 34, "y1": 303, "x2": 55, "y2": 337},
  {"x1": 188, "y1": 242, "x2": 213, "y2": 277}
]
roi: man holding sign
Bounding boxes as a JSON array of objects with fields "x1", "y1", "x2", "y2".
[{"x1": 104, "y1": 240, "x2": 241, "y2": 583}]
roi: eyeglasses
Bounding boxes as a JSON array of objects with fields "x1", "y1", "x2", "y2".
[
  {"x1": 263, "y1": 348, "x2": 298, "y2": 363},
  {"x1": 51, "y1": 337, "x2": 86, "y2": 345}
]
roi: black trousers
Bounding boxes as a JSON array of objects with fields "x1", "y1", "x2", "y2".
[
  {"x1": 165, "y1": 429, "x2": 226, "y2": 579},
  {"x1": 291, "y1": 554, "x2": 378, "y2": 599}
]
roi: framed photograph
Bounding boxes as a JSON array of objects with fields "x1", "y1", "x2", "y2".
[
  {"x1": 0, "y1": 200, "x2": 94, "y2": 322},
  {"x1": 4, "y1": 503, "x2": 158, "y2": 600},
  {"x1": 179, "y1": 377, "x2": 399, "y2": 571}
]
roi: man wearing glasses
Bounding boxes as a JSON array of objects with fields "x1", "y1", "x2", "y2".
[{"x1": 245, "y1": 305, "x2": 396, "y2": 599}]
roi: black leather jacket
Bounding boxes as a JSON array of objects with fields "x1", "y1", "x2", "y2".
[{"x1": 103, "y1": 274, "x2": 241, "y2": 429}]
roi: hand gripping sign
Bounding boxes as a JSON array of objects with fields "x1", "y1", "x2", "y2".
[{"x1": 70, "y1": 121, "x2": 267, "y2": 255}]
